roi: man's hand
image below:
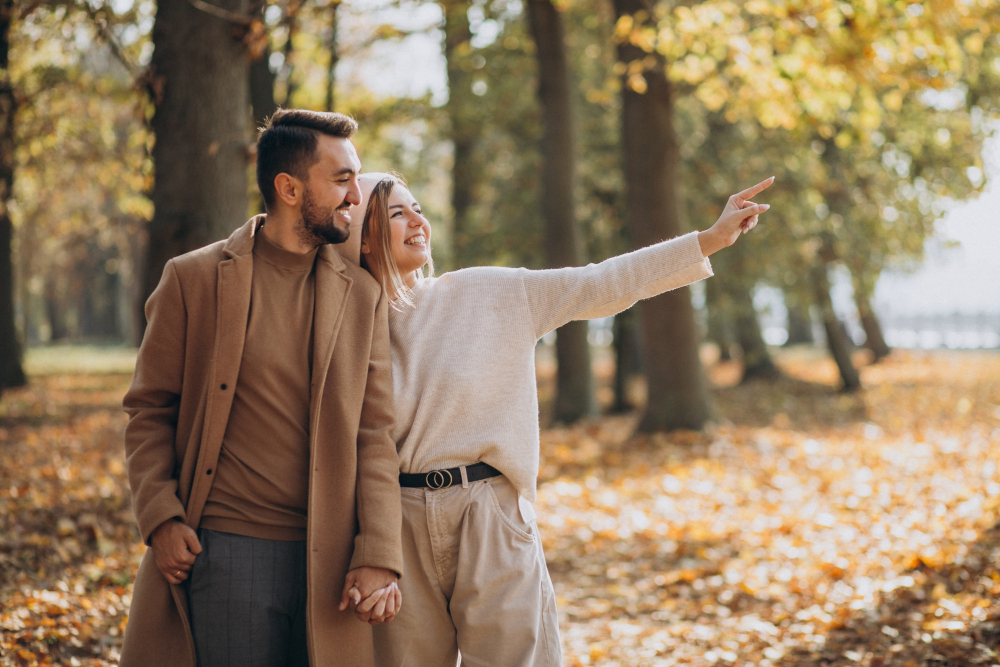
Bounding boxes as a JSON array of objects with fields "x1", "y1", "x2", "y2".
[
  {"x1": 149, "y1": 519, "x2": 201, "y2": 585},
  {"x1": 355, "y1": 581, "x2": 402, "y2": 625},
  {"x1": 339, "y1": 566, "x2": 398, "y2": 615},
  {"x1": 698, "y1": 176, "x2": 774, "y2": 257}
]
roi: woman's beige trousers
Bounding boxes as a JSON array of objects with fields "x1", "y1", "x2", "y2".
[{"x1": 373, "y1": 476, "x2": 562, "y2": 666}]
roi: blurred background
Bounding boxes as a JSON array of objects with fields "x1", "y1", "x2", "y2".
[
  {"x1": 1, "y1": 0, "x2": 998, "y2": 430},
  {"x1": 2, "y1": 3, "x2": 1000, "y2": 665}
]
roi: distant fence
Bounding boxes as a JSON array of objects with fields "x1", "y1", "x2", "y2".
[
  {"x1": 545, "y1": 313, "x2": 1000, "y2": 351},
  {"x1": 881, "y1": 313, "x2": 1000, "y2": 350}
]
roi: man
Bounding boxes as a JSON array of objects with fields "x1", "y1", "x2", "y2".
[{"x1": 120, "y1": 109, "x2": 402, "y2": 667}]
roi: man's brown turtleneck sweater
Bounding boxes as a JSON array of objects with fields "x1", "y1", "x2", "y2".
[{"x1": 201, "y1": 229, "x2": 317, "y2": 541}]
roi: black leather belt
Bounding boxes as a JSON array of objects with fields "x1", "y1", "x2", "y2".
[{"x1": 399, "y1": 462, "x2": 501, "y2": 490}]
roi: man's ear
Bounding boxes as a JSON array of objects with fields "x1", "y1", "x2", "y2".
[{"x1": 274, "y1": 173, "x2": 303, "y2": 208}]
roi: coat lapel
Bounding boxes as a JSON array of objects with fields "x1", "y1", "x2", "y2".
[
  {"x1": 207, "y1": 252, "x2": 254, "y2": 435},
  {"x1": 309, "y1": 245, "x2": 353, "y2": 436},
  {"x1": 185, "y1": 217, "x2": 260, "y2": 524}
]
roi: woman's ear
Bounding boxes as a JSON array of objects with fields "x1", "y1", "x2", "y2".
[{"x1": 361, "y1": 242, "x2": 370, "y2": 255}]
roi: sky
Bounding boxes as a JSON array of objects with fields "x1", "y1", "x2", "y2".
[
  {"x1": 337, "y1": 5, "x2": 1000, "y2": 318},
  {"x1": 337, "y1": 1, "x2": 448, "y2": 104},
  {"x1": 874, "y1": 133, "x2": 1000, "y2": 317}
]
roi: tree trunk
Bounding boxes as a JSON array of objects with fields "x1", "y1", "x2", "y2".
[
  {"x1": 281, "y1": 5, "x2": 300, "y2": 107},
  {"x1": 0, "y1": 219, "x2": 24, "y2": 392},
  {"x1": 248, "y1": 0, "x2": 276, "y2": 129},
  {"x1": 17, "y1": 221, "x2": 34, "y2": 345},
  {"x1": 852, "y1": 273, "x2": 891, "y2": 361},
  {"x1": 44, "y1": 279, "x2": 68, "y2": 341},
  {"x1": 612, "y1": 307, "x2": 642, "y2": 413},
  {"x1": 730, "y1": 282, "x2": 778, "y2": 381},
  {"x1": 442, "y1": 0, "x2": 478, "y2": 266},
  {"x1": 525, "y1": 0, "x2": 594, "y2": 423},
  {"x1": 128, "y1": 191, "x2": 150, "y2": 342},
  {"x1": 613, "y1": 0, "x2": 711, "y2": 432},
  {"x1": 858, "y1": 306, "x2": 890, "y2": 361},
  {"x1": 818, "y1": 139, "x2": 866, "y2": 380},
  {"x1": 812, "y1": 264, "x2": 861, "y2": 391},
  {"x1": 249, "y1": 52, "x2": 275, "y2": 215},
  {"x1": 325, "y1": 0, "x2": 340, "y2": 112},
  {"x1": 115, "y1": 227, "x2": 137, "y2": 346},
  {"x1": 250, "y1": 48, "x2": 278, "y2": 128},
  {"x1": 705, "y1": 277, "x2": 734, "y2": 361},
  {"x1": 784, "y1": 294, "x2": 814, "y2": 345},
  {"x1": 859, "y1": 314, "x2": 886, "y2": 358},
  {"x1": 248, "y1": 6, "x2": 277, "y2": 217},
  {"x1": 144, "y1": 0, "x2": 251, "y2": 322},
  {"x1": 0, "y1": 0, "x2": 25, "y2": 393}
]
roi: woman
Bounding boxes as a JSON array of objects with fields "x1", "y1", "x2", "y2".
[{"x1": 347, "y1": 172, "x2": 772, "y2": 666}]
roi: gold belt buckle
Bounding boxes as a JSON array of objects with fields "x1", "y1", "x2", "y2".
[{"x1": 426, "y1": 469, "x2": 454, "y2": 489}]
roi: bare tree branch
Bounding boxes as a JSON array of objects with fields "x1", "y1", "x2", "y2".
[
  {"x1": 187, "y1": 0, "x2": 254, "y2": 27},
  {"x1": 16, "y1": 0, "x2": 46, "y2": 21},
  {"x1": 81, "y1": 3, "x2": 142, "y2": 79},
  {"x1": 354, "y1": 24, "x2": 434, "y2": 51}
]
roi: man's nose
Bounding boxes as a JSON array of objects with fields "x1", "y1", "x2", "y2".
[{"x1": 346, "y1": 178, "x2": 362, "y2": 206}]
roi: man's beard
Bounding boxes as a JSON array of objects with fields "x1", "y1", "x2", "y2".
[{"x1": 298, "y1": 185, "x2": 350, "y2": 246}]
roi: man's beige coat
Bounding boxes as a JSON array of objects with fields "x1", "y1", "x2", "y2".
[{"x1": 120, "y1": 217, "x2": 403, "y2": 667}]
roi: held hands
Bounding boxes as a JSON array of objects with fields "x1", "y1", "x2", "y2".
[
  {"x1": 150, "y1": 519, "x2": 202, "y2": 585},
  {"x1": 339, "y1": 566, "x2": 401, "y2": 625},
  {"x1": 150, "y1": 523, "x2": 403, "y2": 624},
  {"x1": 698, "y1": 176, "x2": 775, "y2": 258},
  {"x1": 354, "y1": 581, "x2": 402, "y2": 625}
]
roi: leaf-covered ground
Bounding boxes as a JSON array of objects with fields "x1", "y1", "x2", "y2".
[
  {"x1": 536, "y1": 349, "x2": 1000, "y2": 667},
  {"x1": 2, "y1": 348, "x2": 1000, "y2": 666},
  {"x1": 0, "y1": 373, "x2": 141, "y2": 666}
]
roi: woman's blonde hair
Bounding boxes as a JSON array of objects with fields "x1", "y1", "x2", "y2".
[{"x1": 360, "y1": 174, "x2": 434, "y2": 307}]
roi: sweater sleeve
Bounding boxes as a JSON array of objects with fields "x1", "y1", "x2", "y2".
[
  {"x1": 520, "y1": 231, "x2": 713, "y2": 340},
  {"x1": 122, "y1": 260, "x2": 189, "y2": 544}
]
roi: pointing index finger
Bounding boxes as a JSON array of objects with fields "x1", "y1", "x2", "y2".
[{"x1": 736, "y1": 176, "x2": 775, "y2": 202}]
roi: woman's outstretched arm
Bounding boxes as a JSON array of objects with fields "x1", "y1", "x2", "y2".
[{"x1": 520, "y1": 178, "x2": 773, "y2": 340}]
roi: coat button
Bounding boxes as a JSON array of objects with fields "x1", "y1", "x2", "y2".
[
  {"x1": 220, "y1": 384, "x2": 227, "y2": 390},
  {"x1": 206, "y1": 469, "x2": 213, "y2": 475}
]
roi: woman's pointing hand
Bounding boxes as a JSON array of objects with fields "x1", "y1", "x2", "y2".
[{"x1": 698, "y1": 176, "x2": 775, "y2": 257}]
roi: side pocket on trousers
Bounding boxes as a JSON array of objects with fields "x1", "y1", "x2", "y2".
[
  {"x1": 188, "y1": 528, "x2": 210, "y2": 599},
  {"x1": 484, "y1": 479, "x2": 535, "y2": 543}
]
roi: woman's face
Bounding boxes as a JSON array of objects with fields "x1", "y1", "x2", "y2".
[{"x1": 386, "y1": 184, "x2": 431, "y2": 279}]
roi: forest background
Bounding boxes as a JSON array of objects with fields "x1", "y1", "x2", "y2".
[
  {"x1": 0, "y1": 0, "x2": 997, "y2": 419},
  {"x1": 2, "y1": 0, "x2": 1000, "y2": 665}
]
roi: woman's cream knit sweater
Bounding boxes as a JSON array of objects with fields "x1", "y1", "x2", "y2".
[{"x1": 388, "y1": 231, "x2": 713, "y2": 502}]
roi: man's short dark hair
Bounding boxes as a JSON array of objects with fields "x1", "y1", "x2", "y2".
[{"x1": 256, "y1": 109, "x2": 358, "y2": 209}]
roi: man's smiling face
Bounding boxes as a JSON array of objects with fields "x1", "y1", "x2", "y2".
[{"x1": 298, "y1": 134, "x2": 362, "y2": 246}]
